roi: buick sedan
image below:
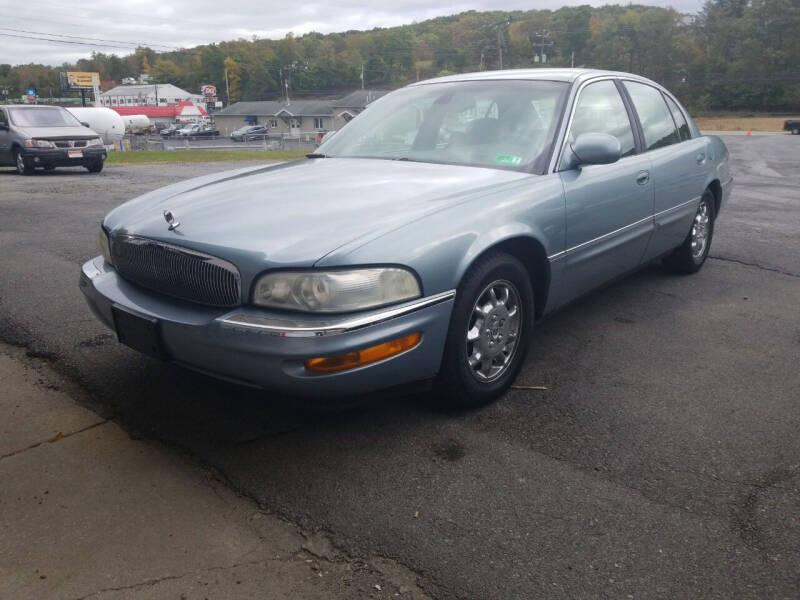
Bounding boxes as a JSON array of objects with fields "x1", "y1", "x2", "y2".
[{"x1": 80, "y1": 69, "x2": 732, "y2": 406}]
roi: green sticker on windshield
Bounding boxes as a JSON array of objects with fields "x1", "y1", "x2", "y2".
[{"x1": 495, "y1": 153, "x2": 523, "y2": 166}]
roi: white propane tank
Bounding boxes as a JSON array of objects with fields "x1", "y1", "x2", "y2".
[
  {"x1": 121, "y1": 114, "x2": 152, "y2": 134},
  {"x1": 65, "y1": 107, "x2": 125, "y2": 145}
]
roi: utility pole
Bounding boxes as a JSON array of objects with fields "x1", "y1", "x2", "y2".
[
  {"x1": 224, "y1": 68, "x2": 230, "y2": 106},
  {"x1": 485, "y1": 18, "x2": 511, "y2": 70},
  {"x1": 360, "y1": 63, "x2": 365, "y2": 89},
  {"x1": 532, "y1": 29, "x2": 553, "y2": 64},
  {"x1": 571, "y1": 51, "x2": 574, "y2": 68},
  {"x1": 497, "y1": 26, "x2": 504, "y2": 69}
]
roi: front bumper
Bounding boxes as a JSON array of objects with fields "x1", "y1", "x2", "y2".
[
  {"x1": 79, "y1": 257, "x2": 454, "y2": 397},
  {"x1": 23, "y1": 146, "x2": 106, "y2": 167}
]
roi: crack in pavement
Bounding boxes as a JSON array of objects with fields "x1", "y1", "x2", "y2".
[
  {"x1": 69, "y1": 558, "x2": 267, "y2": 600},
  {"x1": 0, "y1": 419, "x2": 108, "y2": 462},
  {"x1": 709, "y1": 255, "x2": 800, "y2": 278}
]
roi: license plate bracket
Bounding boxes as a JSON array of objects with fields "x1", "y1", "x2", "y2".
[
  {"x1": 68, "y1": 149, "x2": 83, "y2": 159},
  {"x1": 111, "y1": 305, "x2": 167, "y2": 360}
]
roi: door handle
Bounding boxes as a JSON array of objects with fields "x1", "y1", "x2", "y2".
[
  {"x1": 696, "y1": 153, "x2": 706, "y2": 164},
  {"x1": 636, "y1": 171, "x2": 650, "y2": 186}
]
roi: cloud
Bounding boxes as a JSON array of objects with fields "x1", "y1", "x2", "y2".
[{"x1": 1, "y1": 0, "x2": 703, "y2": 66}]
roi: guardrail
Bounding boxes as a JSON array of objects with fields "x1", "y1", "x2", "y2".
[{"x1": 120, "y1": 132, "x2": 321, "y2": 151}]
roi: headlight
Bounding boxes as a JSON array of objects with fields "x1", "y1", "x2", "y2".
[
  {"x1": 97, "y1": 227, "x2": 112, "y2": 265},
  {"x1": 252, "y1": 268, "x2": 421, "y2": 313},
  {"x1": 86, "y1": 137, "x2": 104, "y2": 146},
  {"x1": 24, "y1": 139, "x2": 54, "y2": 148}
]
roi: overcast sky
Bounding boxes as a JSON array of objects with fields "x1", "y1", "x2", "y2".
[{"x1": 1, "y1": 0, "x2": 703, "y2": 66}]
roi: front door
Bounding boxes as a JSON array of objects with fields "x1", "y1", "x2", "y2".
[
  {"x1": 558, "y1": 79, "x2": 655, "y2": 302},
  {"x1": 290, "y1": 118, "x2": 301, "y2": 135}
]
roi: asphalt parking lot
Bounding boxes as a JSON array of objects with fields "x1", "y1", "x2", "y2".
[{"x1": 1, "y1": 134, "x2": 798, "y2": 598}]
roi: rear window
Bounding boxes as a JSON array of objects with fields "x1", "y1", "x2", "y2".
[
  {"x1": 664, "y1": 95, "x2": 691, "y2": 141},
  {"x1": 624, "y1": 81, "x2": 681, "y2": 151},
  {"x1": 8, "y1": 107, "x2": 82, "y2": 127}
]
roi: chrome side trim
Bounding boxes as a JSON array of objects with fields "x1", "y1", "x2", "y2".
[
  {"x1": 220, "y1": 289, "x2": 456, "y2": 337},
  {"x1": 547, "y1": 250, "x2": 566, "y2": 261},
  {"x1": 564, "y1": 214, "x2": 653, "y2": 255},
  {"x1": 654, "y1": 196, "x2": 699, "y2": 219}
]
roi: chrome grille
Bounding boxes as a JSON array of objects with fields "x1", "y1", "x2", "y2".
[
  {"x1": 52, "y1": 140, "x2": 89, "y2": 148},
  {"x1": 110, "y1": 235, "x2": 241, "y2": 307}
]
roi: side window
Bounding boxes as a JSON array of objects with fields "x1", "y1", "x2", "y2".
[
  {"x1": 624, "y1": 81, "x2": 680, "y2": 151},
  {"x1": 0, "y1": 109, "x2": 7, "y2": 127},
  {"x1": 664, "y1": 95, "x2": 691, "y2": 141},
  {"x1": 568, "y1": 80, "x2": 636, "y2": 158}
]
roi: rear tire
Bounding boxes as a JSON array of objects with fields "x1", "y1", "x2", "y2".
[
  {"x1": 14, "y1": 148, "x2": 34, "y2": 175},
  {"x1": 663, "y1": 190, "x2": 715, "y2": 274},
  {"x1": 436, "y1": 252, "x2": 534, "y2": 408}
]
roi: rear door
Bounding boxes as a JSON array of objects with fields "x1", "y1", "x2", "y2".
[
  {"x1": 558, "y1": 79, "x2": 655, "y2": 302},
  {"x1": 621, "y1": 81, "x2": 709, "y2": 260}
]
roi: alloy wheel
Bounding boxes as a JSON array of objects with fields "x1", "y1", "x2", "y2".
[
  {"x1": 465, "y1": 279, "x2": 522, "y2": 382},
  {"x1": 691, "y1": 199, "x2": 711, "y2": 259}
]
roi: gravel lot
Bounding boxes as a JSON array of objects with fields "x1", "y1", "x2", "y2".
[{"x1": 1, "y1": 135, "x2": 798, "y2": 599}]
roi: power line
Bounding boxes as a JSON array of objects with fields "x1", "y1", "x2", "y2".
[
  {"x1": 0, "y1": 32, "x2": 137, "y2": 51},
  {"x1": 0, "y1": 26, "x2": 181, "y2": 50}
]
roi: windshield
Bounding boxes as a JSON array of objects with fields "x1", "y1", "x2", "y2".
[
  {"x1": 318, "y1": 80, "x2": 568, "y2": 172},
  {"x1": 8, "y1": 106, "x2": 83, "y2": 128}
]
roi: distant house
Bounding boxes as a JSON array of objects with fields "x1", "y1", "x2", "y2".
[
  {"x1": 213, "y1": 90, "x2": 388, "y2": 137},
  {"x1": 99, "y1": 83, "x2": 204, "y2": 107}
]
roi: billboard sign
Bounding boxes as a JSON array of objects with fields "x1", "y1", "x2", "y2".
[
  {"x1": 201, "y1": 84, "x2": 217, "y2": 98},
  {"x1": 60, "y1": 71, "x2": 100, "y2": 90}
]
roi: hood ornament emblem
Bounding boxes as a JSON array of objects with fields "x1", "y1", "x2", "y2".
[{"x1": 163, "y1": 210, "x2": 180, "y2": 231}]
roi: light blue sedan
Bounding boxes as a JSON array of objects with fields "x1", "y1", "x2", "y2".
[{"x1": 80, "y1": 69, "x2": 732, "y2": 406}]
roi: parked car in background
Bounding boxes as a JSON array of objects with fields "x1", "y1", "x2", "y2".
[
  {"x1": 231, "y1": 125, "x2": 269, "y2": 141},
  {"x1": 159, "y1": 123, "x2": 185, "y2": 137},
  {"x1": 783, "y1": 119, "x2": 800, "y2": 134},
  {"x1": 0, "y1": 105, "x2": 106, "y2": 174},
  {"x1": 81, "y1": 69, "x2": 732, "y2": 406},
  {"x1": 176, "y1": 123, "x2": 219, "y2": 139}
]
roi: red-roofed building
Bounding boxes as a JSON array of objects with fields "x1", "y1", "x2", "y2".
[{"x1": 109, "y1": 101, "x2": 208, "y2": 122}]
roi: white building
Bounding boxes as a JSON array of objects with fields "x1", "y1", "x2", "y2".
[{"x1": 99, "y1": 83, "x2": 203, "y2": 107}]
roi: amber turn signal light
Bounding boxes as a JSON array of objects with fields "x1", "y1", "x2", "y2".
[{"x1": 304, "y1": 332, "x2": 421, "y2": 373}]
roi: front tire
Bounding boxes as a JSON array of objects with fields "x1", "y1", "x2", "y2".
[
  {"x1": 436, "y1": 252, "x2": 534, "y2": 408},
  {"x1": 663, "y1": 190, "x2": 715, "y2": 274},
  {"x1": 14, "y1": 149, "x2": 34, "y2": 175},
  {"x1": 86, "y1": 161, "x2": 104, "y2": 173}
]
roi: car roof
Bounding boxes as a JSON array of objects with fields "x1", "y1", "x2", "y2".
[
  {"x1": 3, "y1": 104, "x2": 70, "y2": 108},
  {"x1": 410, "y1": 68, "x2": 659, "y2": 88}
]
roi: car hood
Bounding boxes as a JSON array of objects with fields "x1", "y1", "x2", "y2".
[
  {"x1": 104, "y1": 158, "x2": 528, "y2": 279},
  {"x1": 15, "y1": 125, "x2": 99, "y2": 139}
]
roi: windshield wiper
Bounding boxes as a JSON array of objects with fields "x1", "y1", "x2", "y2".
[{"x1": 306, "y1": 152, "x2": 326, "y2": 158}]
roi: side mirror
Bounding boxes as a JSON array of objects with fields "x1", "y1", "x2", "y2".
[
  {"x1": 565, "y1": 133, "x2": 622, "y2": 168},
  {"x1": 81, "y1": 121, "x2": 91, "y2": 128}
]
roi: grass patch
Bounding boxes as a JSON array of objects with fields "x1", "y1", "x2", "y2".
[
  {"x1": 693, "y1": 114, "x2": 799, "y2": 132},
  {"x1": 106, "y1": 148, "x2": 309, "y2": 164}
]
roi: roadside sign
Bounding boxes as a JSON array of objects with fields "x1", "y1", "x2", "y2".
[
  {"x1": 201, "y1": 84, "x2": 217, "y2": 98},
  {"x1": 60, "y1": 71, "x2": 100, "y2": 90}
]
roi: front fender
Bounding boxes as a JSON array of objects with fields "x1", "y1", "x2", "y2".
[{"x1": 321, "y1": 174, "x2": 566, "y2": 301}]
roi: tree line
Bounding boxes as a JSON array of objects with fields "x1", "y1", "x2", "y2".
[{"x1": 1, "y1": 0, "x2": 798, "y2": 112}]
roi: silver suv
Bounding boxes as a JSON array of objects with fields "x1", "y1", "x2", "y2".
[{"x1": 0, "y1": 105, "x2": 107, "y2": 174}]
